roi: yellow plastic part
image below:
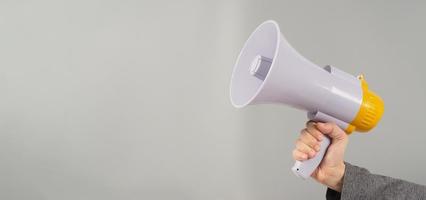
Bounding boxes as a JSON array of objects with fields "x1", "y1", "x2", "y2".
[
  {"x1": 344, "y1": 124, "x2": 356, "y2": 134},
  {"x1": 348, "y1": 75, "x2": 385, "y2": 133}
]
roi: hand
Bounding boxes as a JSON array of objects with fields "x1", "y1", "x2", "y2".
[{"x1": 292, "y1": 121, "x2": 348, "y2": 192}]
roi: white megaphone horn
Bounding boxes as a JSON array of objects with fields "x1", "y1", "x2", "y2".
[{"x1": 229, "y1": 20, "x2": 384, "y2": 179}]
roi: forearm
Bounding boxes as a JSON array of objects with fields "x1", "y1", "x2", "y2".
[{"x1": 327, "y1": 162, "x2": 426, "y2": 200}]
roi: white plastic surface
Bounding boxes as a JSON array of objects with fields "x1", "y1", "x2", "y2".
[
  {"x1": 307, "y1": 111, "x2": 350, "y2": 131},
  {"x1": 324, "y1": 65, "x2": 360, "y2": 86}
]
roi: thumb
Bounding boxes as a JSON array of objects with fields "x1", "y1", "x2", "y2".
[
  {"x1": 314, "y1": 122, "x2": 348, "y2": 170},
  {"x1": 316, "y1": 122, "x2": 347, "y2": 142}
]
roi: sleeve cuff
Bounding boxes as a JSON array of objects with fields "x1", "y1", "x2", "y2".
[{"x1": 326, "y1": 188, "x2": 341, "y2": 200}]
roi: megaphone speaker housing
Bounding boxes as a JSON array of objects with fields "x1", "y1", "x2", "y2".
[{"x1": 230, "y1": 20, "x2": 384, "y2": 179}]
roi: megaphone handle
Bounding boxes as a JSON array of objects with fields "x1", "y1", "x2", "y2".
[{"x1": 291, "y1": 136, "x2": 331, "y2": 179}]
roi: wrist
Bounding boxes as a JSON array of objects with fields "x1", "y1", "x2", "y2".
[{"x1": 326, "y1": 163, "x2": 345, "y2": 192}]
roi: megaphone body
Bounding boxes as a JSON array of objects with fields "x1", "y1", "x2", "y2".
[{"x1": 230, "y1": 20, "x2": 384, "y2": 179}]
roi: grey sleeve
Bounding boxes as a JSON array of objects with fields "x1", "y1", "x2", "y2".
[{"x1": 326, "y1": 162, "x2": 426, "y2": 200}]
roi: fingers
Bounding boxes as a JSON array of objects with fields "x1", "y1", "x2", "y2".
[
  {"x1": 306, "y1": 121, "x2": 324, "y2": 141},
  {"x1": 293, "y1": 129, "x2": 321, "y2": 161},
  {"x1": 292, "y1": 149, "x2": 308, "y2": 161},
  {"x1": 293, "y1": 121, "x2": 348, "y2": 162},
  {"x1": 316, "y1": 122, "x2": 347, "y2": 141},
  {"x1": 296, "y1": 140, "x2": 317, "y2": 158},
  {"x1": 299, "y1": 129, "x2": 321, "y2": 151}
]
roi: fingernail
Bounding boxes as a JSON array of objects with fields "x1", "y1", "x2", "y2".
[{"x1": 314, "y1": 144, "x2": 320, "y2": 151}]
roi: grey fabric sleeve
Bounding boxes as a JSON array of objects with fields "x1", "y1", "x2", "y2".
[{"x1": 326, "y1": 162, "x2": 426, "y2": 200}]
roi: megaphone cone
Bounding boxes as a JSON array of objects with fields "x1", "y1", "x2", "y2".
[{"x1": 230, "y1": 20, "x2": 384, "y2": 179}]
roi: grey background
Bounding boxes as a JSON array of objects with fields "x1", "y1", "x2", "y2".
[{"x1": 1, "y1": 0, "x2": 425, "y2": 199}]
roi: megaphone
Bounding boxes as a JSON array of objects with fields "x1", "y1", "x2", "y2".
[{"x1": 230, "y1": 20, "x2": 384, "y2": 179}]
